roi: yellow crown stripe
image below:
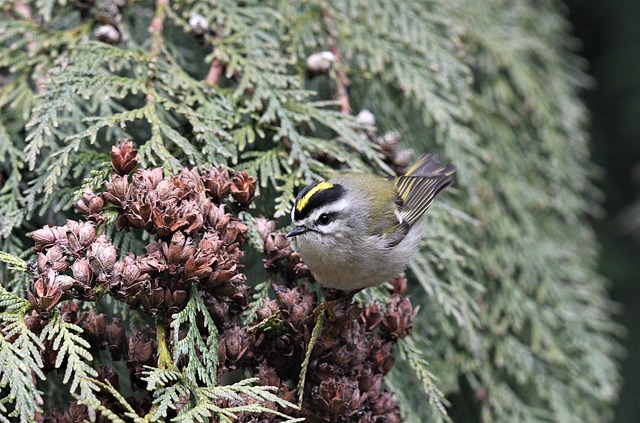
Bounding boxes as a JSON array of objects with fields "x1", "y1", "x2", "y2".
[{"x1": 296, "y1": 181, "x2": 334, "y2": 212}]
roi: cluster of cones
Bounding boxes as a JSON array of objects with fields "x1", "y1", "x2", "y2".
[{"x1": 21, "y1": 139, "x2": 420, "y2": 422}]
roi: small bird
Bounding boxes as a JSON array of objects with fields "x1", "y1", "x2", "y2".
[{"x1": 287, "y1": 154, "x2": 455, "y2": 292}]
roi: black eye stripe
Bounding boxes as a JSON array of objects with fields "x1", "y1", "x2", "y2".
[{"x1": 294, "y1": 184, "x2": 345, "y2": 221}]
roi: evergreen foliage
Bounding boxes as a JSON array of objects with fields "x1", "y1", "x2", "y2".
[
  {"x1": 0, "y1": 286, "x2": 45, "y2": 422},
  {"x1": 0, "y1": 0, "x2": 621, "y2": 422},
  {"x1": 169, "y1": 285, "x2": 219, "y2": 386}
]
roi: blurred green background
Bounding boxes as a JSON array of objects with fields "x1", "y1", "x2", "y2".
[{"x1": 568, "y1": 1, "x2": 640, "y2": 422}]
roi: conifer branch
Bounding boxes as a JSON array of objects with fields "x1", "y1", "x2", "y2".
[
  {"x1": 397, "y1": 338, "x2": 451, "y2": 421},
  {"x1": 178, "y1": 377, "x2": 302, "y2": 423},
  {"x1": 170, "y1": 286, "x2": 219, "y2": 386},
  {"x1": 40, "y1": 310, "x2": 99, "y2": 404},
  {"x1": 0, "y1": 287, "x2": 44, "y2": 422},
  {"x1": 156, "y1": 318, "x2": 177, "y2": 371},
  {"x1": 12, "y1": 1, "x2": 31, "y2": 20},
  {"x1": 76, "y1": 378, "x2": 145, "y2": 423},
  {"x1": 296, "y1": 310, "x2": 324, "y2": 409},
  {"x1": 205, "y1": 36, "x2": 225, "y2": 86},
  {"x1": 0, "y1": 252, "x2": 27, "y2": 273},
  {"x1": 205, "y1": 52, "x2": 224, "y2": 86},
  {"x1": 148, "y1": 0, "x2": 170, "y2": 62},
  {"x1": 319, "y1": 0, "x2": 350, "y2": 115},
  {"x1": 10, "y1": 1, "x2": 46, "y2": 95}
]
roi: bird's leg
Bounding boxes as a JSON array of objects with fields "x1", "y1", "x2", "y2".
[{"x1": 313, "y1": 288, "x2": 364, "y2": 322}]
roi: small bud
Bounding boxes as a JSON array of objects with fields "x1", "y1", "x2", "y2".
[
  {"x1": 387, "y1": 276, "x2": 407, "y2": 295},
  {"x1": 139, "y1": 285, "x2": 164, "y2": 316},
  {"x1": 222, "y1": 327, "x2": 249, "y2": 364},
  {"x1": 110, "y1": 139, "x2": 138, "y2": 176},
  {"x1": 128, "y1": 328, "x2": 157, "y2": 374},
  {"x1": 24, "y1": 310, "x2": 45, "y2": 333},
  {"x1": 79, "y1": 310, "x2": 107, "y2": 346},
  {"x1": 393, "y1": 149, "x2": 414, "y2": 169},
  {"x1": 95, "y1": 25, "x2": 121, "y2": 44},
  {"x1": 210, "y1": 204, "x2": 232, "y2": 231},
  {"x1": 97, "y1": 365, "x2": 120, "y2": 391},
  {"x1": 382, "y1": 296, "x2": 417, "y2": 339},
  {"x1": 39, "y1": 245, "x2": 68, "y2": 272},
  {"x1": 164, "y1": 288, "x2": 189, "y2": 316},
  {"x1": 360, "y1": 301, "x2": 385, "y2": 331},
  {"x1": 104, "y1": 174, "x2": 129, "y2": 207},
  {"x1": 263, "y1": 233, "x2": 291, "y2": 268},
  {"x1": 230, "y1": 170, "x2": 258, "y2": 207},
  {"x1": 189, "y1": 13, "x2": 208, "y2": 36},
  {"x1": 203, "y1": 294, "x2": 229, "y2": 325},
  {"x1": 71, "y1": 258, "x2": 92, "y2": 285},
  {"x1": 358, "y1": 369, "x2": 383, "y2": 397},
  {"x1": 184, "y1": 252, "x2": 215, "y2": 281},
  {"x1": 256, "y1": 298, "x2": 279, "y2": 321},
  {"x1": 255, "y1": 216, "x2": 276, "y2": 241},
  {"x1": 312, "y1": 376, "x2": 363, "y2": 419},
  {"x1": 380, "y1": 130, "x2": 401, "y2": 149},
  {"x1": 107, "y1": 317, "x2": 127, "y2": 360},
  {"x1": 156, "y1": 179, "x2": 175, "y2": 199},
  {"x1": 120, "y1": 254, "x2": 144, "y2": 287},
  {"x1": 88, "y1": 235, "x2": 118, "y2": 274},
  {"x1": 74, "y1": 189, "x2": 105, "y2": 222},
  {"x1": 202, "y1": 166, "x2": 232, "y2": 203},
  {"x1": 356, "y1": 109, "x2": 376, "y2": 127},
  {"x1": 306, "y1": 51, "x2": 336, "y2": 74},
  {"x1": 30, "y1": 226, "x2": 58, "y2": 252},
  {"x1": 372, "y1": 391, "x2": 401, "y2": 419},
  {"x1": 77, "y1": 222, "x2": 97, "y2": 248},
  {"x1": 55, "y1": 274, "x2": 75, "y2": 291},
  {"x1": 27, "y1": 269, "x2": 71, "y2": 314}
]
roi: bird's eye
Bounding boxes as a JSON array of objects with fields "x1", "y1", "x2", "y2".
[{"x1": 317, "y1": 213, "x2": 332, "y2": 226}]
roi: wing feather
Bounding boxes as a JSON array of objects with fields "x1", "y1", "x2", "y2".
[{"x1": 390, "y1": 154, "x2": 455, "y2": 237}]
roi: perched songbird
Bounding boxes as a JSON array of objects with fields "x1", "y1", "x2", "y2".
[{"x1": 287, "y1": 154, "x2": 455, "y2": 291}]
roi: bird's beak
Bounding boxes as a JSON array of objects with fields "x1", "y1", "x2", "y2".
[{"x1": 286, "y1": 226, "x2": 306, "y2": 237}]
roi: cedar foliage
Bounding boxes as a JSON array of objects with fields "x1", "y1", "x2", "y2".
[{"x1": 0, "y1": 0, "x2": 621, "y2": 422}]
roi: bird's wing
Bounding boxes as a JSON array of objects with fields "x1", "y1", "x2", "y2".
[{"x1": 387, "y1": 154, "x2": 455, "y2": 243}]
